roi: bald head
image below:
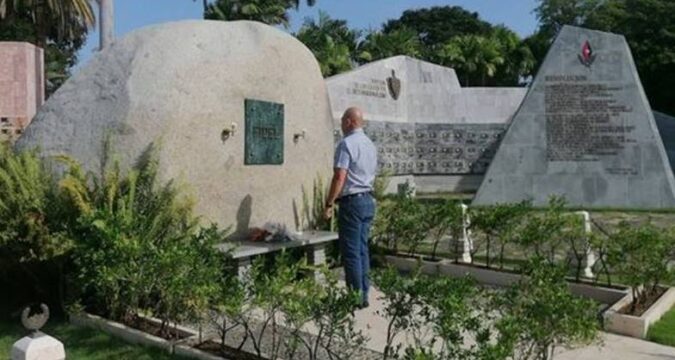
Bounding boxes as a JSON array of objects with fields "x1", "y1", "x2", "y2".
[{"x1": 341, "y1": 107, "x2": 364, "y2": 135}]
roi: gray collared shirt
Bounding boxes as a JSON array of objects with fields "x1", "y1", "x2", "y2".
[{"x1": 334, "y1": 128, "x2": 377, "y2": 197}]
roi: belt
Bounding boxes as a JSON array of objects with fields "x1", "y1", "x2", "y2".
[{"x1": 337, "y1": 192, "x2": 372, "y2": 202}]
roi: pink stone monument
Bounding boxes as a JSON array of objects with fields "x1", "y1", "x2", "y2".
[{"x1": 0, "y1": 42, "x2": 44, "y2": 142}]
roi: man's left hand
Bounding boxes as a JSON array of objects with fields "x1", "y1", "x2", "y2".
[{"x1": 323, "y1": 204, "x2": 333, "y2": 220}]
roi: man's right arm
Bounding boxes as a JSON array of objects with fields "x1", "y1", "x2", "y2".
[
  {"x1": 326, "y1": 168, "x2": 348, "y2": 207},
  {"x1": 324, "y1": 141, "x2": 350, "y2": 219}
]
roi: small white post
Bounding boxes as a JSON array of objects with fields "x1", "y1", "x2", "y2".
[
  {"x1": 576, "y1": 210, "x2": 596, "y2": 278},
  {"x1": 460, "y1": 204, "x2": 473, "y2": 263}
]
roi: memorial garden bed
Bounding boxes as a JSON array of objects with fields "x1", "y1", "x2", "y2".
[{"x1": 373, "y1": 193, "x2": 675, "y2": 341}]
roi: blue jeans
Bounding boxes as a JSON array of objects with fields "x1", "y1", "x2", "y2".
[{"x1": 338, "y1": 193, "x2": 375, "y2": 304}]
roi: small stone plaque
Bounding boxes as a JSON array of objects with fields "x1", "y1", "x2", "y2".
[{"x1": 245, "y1": 99, "x2": 284, "y2": 165}]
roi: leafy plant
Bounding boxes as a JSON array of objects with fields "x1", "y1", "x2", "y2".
[
  {"x1": 149, "y1": 224, "x2": 227, "y2": 337},
  {"x1": 425, "y1": 200, "x2": 463, "y2": 261},
  {"x1": 495, "y1": 258, "x2": 600, "y2": 360},
  {"x1": 371, "y1": 192, "x2": 428, "y2": 256},
  {"x1": 605, "y1": 223, "x2": 675, "y2": 314},
  {"x1": 295, "y1": 11, "x2": 359, "y2": 77},
  {"x1": 375, "y1": 266, "x2": 513, "y2": 360},
  {"x1": 61, "y1": 143, "x2": 228, "y2": 335},
  {"x1": 588, "y1": 223, "x2": 614, "y2": 287},
  {"x1": 373, "y1": 266, "x2": 428, "y2": 360},
  {"x1": 418, "y1": 276, "x2": 499, "y2": 359},
  {"x1": 470, "y1": 200, "x2": 530, "y2": 268},
  {"x1": 282, "y1": 266, "x2": 366, "y2": 360},
  {"x1": 209, "y1": 273, "x2": 250, "y2": 353},
  {"x1": 247, "y1": 252, "x2": 305, "y2": 359},
  {"x1": 373, "y1": 169, "x2": 392, "y2": 201},
  {"x1": 511, "y1": 197, "x2": 568, "y2": 264},
  {"x1": 560, "y1": 213, "x2": 589, "y2": 282},
  {"x1": 0, "y1": 145, "x2": 74, "y2": 308},
  {"x1": 300, "y1": 175, "x2": 334, "y2": 231}
]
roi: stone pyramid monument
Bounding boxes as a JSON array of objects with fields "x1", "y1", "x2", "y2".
[{"x1": 473, "y1": 26, "x2": 675, "y2": 208}]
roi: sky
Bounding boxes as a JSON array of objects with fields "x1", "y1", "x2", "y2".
[{"x1": 77, "y1": 0, "x2": 540, "y2": 68}]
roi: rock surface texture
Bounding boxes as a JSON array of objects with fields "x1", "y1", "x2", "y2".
[{"x1": 17, "y1": 20, "x2": 334, "y2": 235}]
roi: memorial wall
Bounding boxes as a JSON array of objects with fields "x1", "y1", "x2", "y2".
[
  {"x1": 473, "y1": 26, "x2": 675, "y2": 208},
  {"x1": 364, "y1": 121, "x2": 506, "y2": 176},
  {"x1": 326, "y1": 56, "x2": 526, "y2": 193}
]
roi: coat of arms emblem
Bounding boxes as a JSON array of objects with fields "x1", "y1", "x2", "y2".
[
  {"x1": 387, "y1": 70, "x2": 401, "y2": 100},
  {"x1": 578, "y1": 40, "x2": 596, "y2": 68}
]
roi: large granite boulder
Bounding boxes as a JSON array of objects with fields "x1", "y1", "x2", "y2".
[{"x1": 17, "y1": 20, "x2": 334, "y2": 235}]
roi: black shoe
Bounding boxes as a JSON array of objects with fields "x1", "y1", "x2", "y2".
[{"x1": 358, "y1": 301, "x2": 369, "y2": 309}]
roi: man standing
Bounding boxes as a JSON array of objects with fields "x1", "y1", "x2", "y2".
[{"x1": 324, "y1": 107, "x2": 377, "y2": 309}]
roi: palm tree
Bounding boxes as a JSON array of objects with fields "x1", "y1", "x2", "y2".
[
  {"x1": 0, "y1": 0, "x2": 95, "y2": 47},
  {"x1": 203, "y1": 0, "x2": 316, "y2": 28},
  {"x1": 295, "y1": 11, "x2": 358, "y2": 76},
  {"x1": 491, "y1": 26, "x2": 535, "y2": 85},
  {"x1": 437, "y1": 35, "x2": 504, "y2": 86},
  {"x1": 357, "y1": 27, "x2": 422, "y2": 63}
]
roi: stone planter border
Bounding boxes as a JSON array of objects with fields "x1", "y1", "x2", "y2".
[
  {"x1": 70, "y1": 312, "x2": 202, "y2": 355},
  {"x1": 603, "y1": 287, "x2": 675, "y2": 339},
  {"x1": 382, "y1": 255, "x2": 628, "y2": 304},
  {"x1": 69, "y1": 312, "x2": 275, "y2": 360},
  {"x1": 174, "y1": 344, "x2": 229, "y2": 360}
]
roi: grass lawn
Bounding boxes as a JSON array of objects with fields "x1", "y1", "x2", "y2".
[
  {"x1": 0, "y1": 318, "x2": 188, "y2": 359},
  {"x1": 648, "y1": 306, "x2": 675, "y2": 347}
]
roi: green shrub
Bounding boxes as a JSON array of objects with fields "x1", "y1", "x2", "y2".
[
  {"x1": 300, "y1": 175, "x2": 334, "y2": 231},
  {"x1": 606, "y1": 223, "x2": 675, "y2": 313},
  {"x1": 425, "y1": 199, "x2": 463, "y2": 260},
  {"x1": 374, "y1": 267, "x2": 500, "y2": 360},
  {"x1": 470, "y1": 200, "x2": 531, "y2": 268},
  {"x1": 372, "y1": 192, "x2": 428, "y2": 255},
  {"x1": 61, "y1": 145, "x2": 227, "y2": 332},
  {"x1": 210, "y1": 252, "x2": 365, "y2": 360},
  {"x1": 495, "y1": 259, "x2": 600, "y2": 360},
  {"x1": 373, "y1": 169, "x2": 392, "y2": 201},
  {"x1": 0, "y1": 144, "x2": 74, "y2": 309},
  {"x1": 282, "y1": 266, "x2": 366, "y2": 360}
]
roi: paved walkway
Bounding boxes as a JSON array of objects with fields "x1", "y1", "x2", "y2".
[{"x1": 349, "y1": 284, "x2": 675, "y2": 360}]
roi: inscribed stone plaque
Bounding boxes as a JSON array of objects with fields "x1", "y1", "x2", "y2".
[
  {"x1": 364, "y1": 121, "x2": 506, "y2": 176},
  {"x1": 244, "y1": 99, "x2": 284, "y2": 165},
  {"x1": 473, "y1": 26, "x2": 675, "y2": 208}
]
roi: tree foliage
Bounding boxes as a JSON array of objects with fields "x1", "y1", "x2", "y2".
[
  {"x1": 295, "y1": 11, "x2": 358, "y2": 76},
  {"x1": 0, "y1": 0, "x2": 95, "y2": 95},
  {"x1": 495, "y1": 259, "x2": 600, "y2": 360},
  {"x1": 357, "y1": 27, "x2": 423, "y2": 64},
  {"x1": 470, "y1": 200, "x2": 531, "y2": 268},
  {"x1": 382, "y1": 6, "x2": 492, "y2": 51},
  {"x1": 532, "y1": 0, "x2": 675, "y2": 114},
  {"x1": 377, "y1": 5, "x2": 534, "y2": 86},
  {"x1": 210, "y1": 252, "x2": 366, "y2": 360},
  {"x1": 0, "y1": 144, "x2": 74, "y2": 308},
  {"x1": 61, "y1": 143, "x2": 227, "y2": 330},
  {"x1": 204, "y1": 0, "x2": 316, "y2": 28},
  {"x1": 605, "y1": 223, "x2": 675, "y2": 313}
]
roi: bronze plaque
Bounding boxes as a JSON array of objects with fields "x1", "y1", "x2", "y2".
[{"x1": 244, "y1": 99, "x2": 284, "y2": 165}]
